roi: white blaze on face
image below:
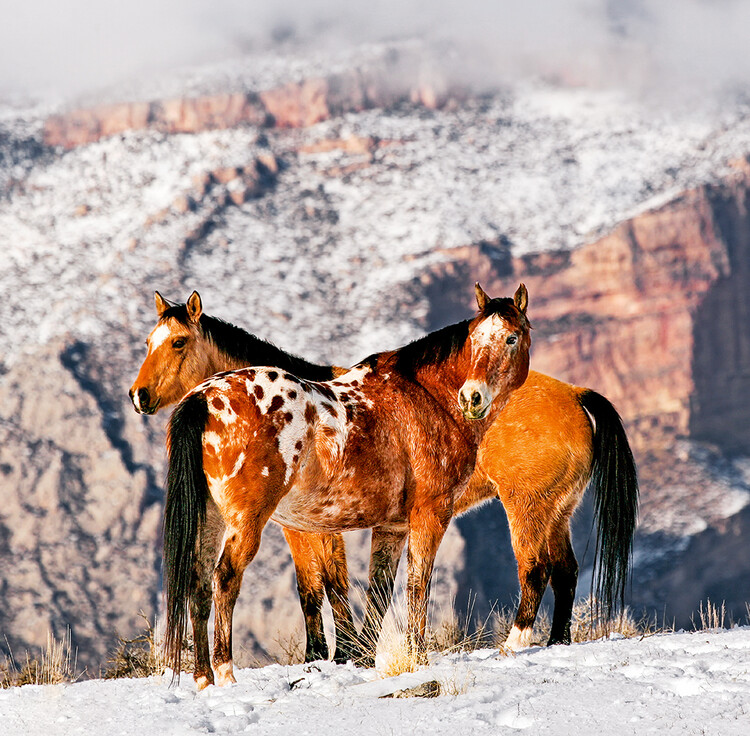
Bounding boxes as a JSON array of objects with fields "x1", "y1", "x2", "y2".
[
  {"x1": 459, "y1": 313, "x2": 501, "y2": 416},
  {"x1": 148, "y1": 322, "x2": 173, "y2": 352},
  {"x1": 472, "y1": 313, "x2": 502, "y2": 349}
]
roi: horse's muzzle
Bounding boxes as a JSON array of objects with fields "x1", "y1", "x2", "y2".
[
  {"x1": 130, "y1": 387, "x2": 159, "y2": 415},
  {"x1": 458, "y1": 382, "x2": 491, "y2": 421}
]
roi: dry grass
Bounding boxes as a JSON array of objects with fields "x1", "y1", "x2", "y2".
[
  {"x1": 692, "y1": 599, "x2": 727, "y2": 631},
  {"x1": 271, "y1": 630, "x2": 305, "y2": 666},
  {"x1": 1, "y1": 631, "x2": 79, "y2": 688},
  {"x1": 371, "y1": 595, "x2": 503, "y2": 680},
  {"x1": 103, "y1": 614, "x2": 196, "y2": 680},
  {"x1": 2, "y1": 597, "x2": 745, "y2": 688},
  {"x1": 103, "y1": 615, "x2": 173, "y2": 680}
]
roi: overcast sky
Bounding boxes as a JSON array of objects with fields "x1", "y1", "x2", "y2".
[{"x1": 1, "y1": 1, "x2": 749, "y2": 102}]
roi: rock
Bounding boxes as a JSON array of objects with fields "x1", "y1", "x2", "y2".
[{"x1": 260, "y1": 78, "x2": 330, "y2": 128}]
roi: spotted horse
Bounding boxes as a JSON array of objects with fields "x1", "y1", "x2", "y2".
[
  {"x1": 162, "y1": 283, "x2": 531, "y2": 687},
  {"x1": 130, "y1": 291, "x2": 358, "y2": 665}
]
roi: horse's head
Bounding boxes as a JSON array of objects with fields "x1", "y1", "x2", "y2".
[
  {"x1": 129, "y1": 291, "x2": 213, "y2": 415},
  {"x1": 458, "y1": 283, "x2": 531, "y2": 421}
]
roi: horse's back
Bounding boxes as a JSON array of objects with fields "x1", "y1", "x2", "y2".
[{"x1": 477, "y1": 370, "x2": 594, "y2": 518}]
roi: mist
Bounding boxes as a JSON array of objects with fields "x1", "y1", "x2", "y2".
[{"x1": 1, "y1": 0, "x2": 749, "y2": 103}]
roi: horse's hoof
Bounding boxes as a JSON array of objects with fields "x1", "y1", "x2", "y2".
[
  {"x1": 195, "y1": 674, "x2": 214, "y2": 691},
  {"x1": 332, "y1": 644, "x2": 363, "y2": 665},
  {"x1": 546, "y1": 636, "x2": 571, "y2": 646},
  {"x1": 215, "y1": 662, "x2": 237, "y2": 687},
  {"x1": 505, "y1": 625, "x2": 533, "y2": 651}
]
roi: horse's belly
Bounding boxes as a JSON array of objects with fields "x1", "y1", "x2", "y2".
[{"x1": 271, "y1": 479, "x2": 400, "y2": 533}]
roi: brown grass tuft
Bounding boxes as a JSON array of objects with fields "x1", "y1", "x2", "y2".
[
  {"x1": 1, "y1": 631, "x2": 79, "y2": 688},
  {"x1": 103, "y1": 614, "x2": 194, "y2": 680}
]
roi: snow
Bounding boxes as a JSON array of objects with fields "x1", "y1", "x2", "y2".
[{"x1": 2, "y1": 628, "x2": 749, "y2": 735}]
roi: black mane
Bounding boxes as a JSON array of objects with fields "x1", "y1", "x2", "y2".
[
  {"x1": 390, "y1": 297, "x2": 524, "y2": 377},
  {"x1": 162, "y1": 303, "x2": 335, "y2": 382}
]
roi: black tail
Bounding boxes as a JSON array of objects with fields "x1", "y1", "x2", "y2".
[
  {"x1": 163, "y1": 392, "x2": 210, "y2": 677},
  {"x1": 579, "y1": 390, "x2": 639, "y2": 619}
]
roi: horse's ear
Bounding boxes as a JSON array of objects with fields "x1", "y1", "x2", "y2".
[
  {"x1": 186, "y1": 291, "x2": 203, "y2": 323},
  {"x1": 475, "y1": 282, "x2": 491, "y2": 312},
  {"x1": 513, "y1": 283, "x2": 528, "y2": 314},
  {"x1": 155, "y1": 291, "x2": 170, "y2": 317}
]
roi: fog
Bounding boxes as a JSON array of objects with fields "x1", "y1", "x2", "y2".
[{"x1": 1, "y1": 0, "x2": 749, "y2": 102}]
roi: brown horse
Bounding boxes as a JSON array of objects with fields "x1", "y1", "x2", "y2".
[
  {"x1": 129, "y1": 291, "x2": 359, "y2": 664},
  {"x1": 358, "y1": 370, "x2": 639, "y2": 656},
  {"x1": 163, "y1": 284, "x2": 531, "y2": 686}
]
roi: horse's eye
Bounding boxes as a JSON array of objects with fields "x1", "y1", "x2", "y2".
[
  {"x1": 506, "y1": 335, "x2": 518, "y2": 346},
  {"x1": 173, "y1": 338, "x2": 186, "y2": 349}
]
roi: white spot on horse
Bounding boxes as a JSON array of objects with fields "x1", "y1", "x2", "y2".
[
  {"x1": 229, "y1": 451, "x2": 245, "y2": 479},
  {"x1": 261, "y1": 467, "x2": 269, "y2": 477},
  {"x1": 329, "y1": 364, "x2": 373, "y2": 408},
  {"x1": 148, "y1": 322, "x2": 173, "y2": 350},
  {"x1": 204, "y1": 451, "x2": 245, "y2": 507},
  {"x1": 203, "y1": 430, "x2": 223, "y2": 454},
  {"x1": 251, "y1": 368, "x2": 289, "y2": 415}
]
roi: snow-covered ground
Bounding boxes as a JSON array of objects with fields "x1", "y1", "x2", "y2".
[{"x1": 2, "y1": 628, "x2": 749, "y2": 735}]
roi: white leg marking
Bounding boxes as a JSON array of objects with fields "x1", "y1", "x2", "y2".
[
  {"x1": 505, "y1": 625, "x2": 533, "y2": 650},
  {"x1": 195, "y1": 674, "x2": 213, "y2": 691},
  {"x1": 215, "y1": 661, "x2": 236, "y2": 687}
]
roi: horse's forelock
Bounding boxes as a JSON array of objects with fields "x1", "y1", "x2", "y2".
[
  {"x1": 480, "y1": 297, "x2": 531, "y2": 331},
  {"x1": 160, "y1": 303, "x2": 192, "y2": 326}
]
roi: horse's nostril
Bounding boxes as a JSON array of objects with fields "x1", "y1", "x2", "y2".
[
  {"x1": 137, "y1": 388, "x2": 150, "y2": 408},
  {"x1": 471, "y1": 391, "x2": 481, "y2": 407}
]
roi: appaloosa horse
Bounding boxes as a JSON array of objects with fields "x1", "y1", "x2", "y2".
[
  {"x1": 163, "y1": 284, "x2": 531, "y2": 686},
  {"x1": 130, "y1": 291, "x2": 358, "y2": 664}
]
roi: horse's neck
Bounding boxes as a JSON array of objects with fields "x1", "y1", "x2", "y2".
[
  {"x1": 409, "y1": 346, "x2": 487, "y2": 440},
  {"x1": 202, "y1": 341, "x2": 246, "y2": 377},
  {"x1": 212, "y1": 350, "x2": 249, "y2": 373}
]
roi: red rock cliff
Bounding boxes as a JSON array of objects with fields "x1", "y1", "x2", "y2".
[{"x1": 424, "y1": 159, "x2": 750, "y2": 455}]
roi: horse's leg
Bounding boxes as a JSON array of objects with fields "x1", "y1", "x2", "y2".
[
  {"x1": 547, "y1": 516, "x2": 578, "y2": 646},
  {"x1": 283, "y1": 528, "x2": 329, "y2": 662},
  {"x1": 190, "y1": 502, "x2": 223, "y2": 690},
  {"x1": 358, "y1": 526, "x2": 408, "y2": 666},
  {"x1": 320, "y1": 533, "x2": 360, "y2": 663},
  {"x1": 212, "y1": 518, "x2": 265, "y2": 686},
  {"x1": 505, "y1": 543, "x2": 551, "y2": 651},
  {"x1": 405, "y1": 506, "x2": 451, "y2": 663}
]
